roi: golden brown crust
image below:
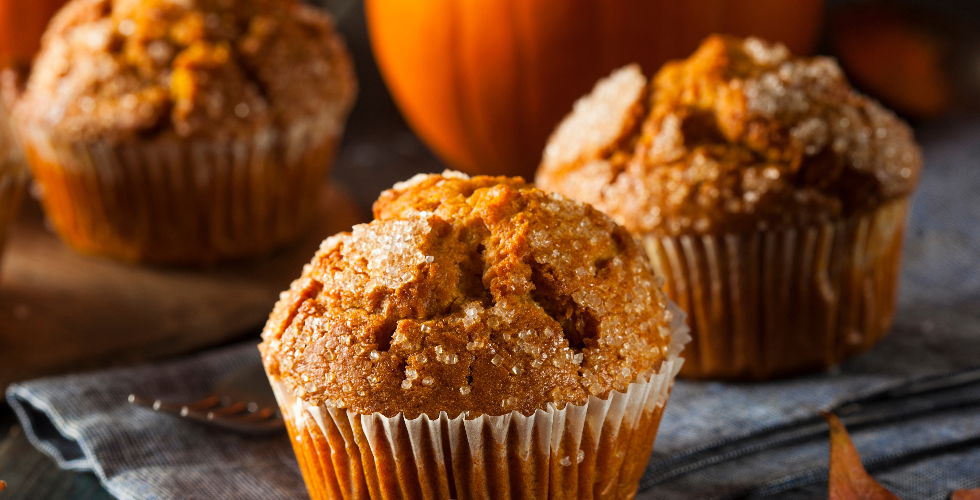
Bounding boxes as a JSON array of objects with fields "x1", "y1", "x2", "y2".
[
  {"x1": 15, "y1": 0, "x2": 355, "y2": 142},
  {"x1": 537, "y1": 35, "x2": 922, "y2": 235},
  {"x1": 260, "y1": 172, "x2": 673, "y2": 418}
]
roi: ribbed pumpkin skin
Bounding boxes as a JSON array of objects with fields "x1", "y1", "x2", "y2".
[
  {"x1": 0, "y1": 0, "x2": 67, "y2": 68},
  {"x1": 366, "y1": 0, "x2": 824, "y2": 178}
]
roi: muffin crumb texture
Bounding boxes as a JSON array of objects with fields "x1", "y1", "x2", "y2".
[
  {"x1": 261, "y1": 173, "x2": 673, "y2": 417},
  {"x1": 16, "y1": 0, "x2": 355, "y2": 141},
  {"x1": 537, "y1": 35, "x2": 922, "y2": 235}
]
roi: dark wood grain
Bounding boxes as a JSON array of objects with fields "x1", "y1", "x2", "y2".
[
  {"x1": 0, "y1": 421, "x2": 111, "y2": 500},
  {"x1": 0, "y1": 185, "x2": 363, "y2": 391}
]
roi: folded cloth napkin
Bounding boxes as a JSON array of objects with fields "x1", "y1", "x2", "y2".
[
  {"x1": 8, "y1": 345, "x2": 306, "y2": 500},
  {"x1": 8, "y1": 119, "x2": 980, "y2": 499}
]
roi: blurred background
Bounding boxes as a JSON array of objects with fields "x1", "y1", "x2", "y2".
[
  {"x1": 2, "y1": 0, "x2": 978, "y2": 211},
  {"x1": 319, "y1": 0, "x2": 980, "y2": 208}
]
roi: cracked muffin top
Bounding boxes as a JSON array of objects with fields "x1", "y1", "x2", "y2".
[
  {"x1": 260, "y1": 172, "x2": 674, "y2": 418},
  {"x1": 15, "y1": 0, "x2": 355, "y2": 142},
  {"x1": 536, "y1": 35, "x2": 922, "y2": 236}
]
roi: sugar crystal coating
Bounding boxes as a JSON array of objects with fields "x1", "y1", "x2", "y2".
[
  {"x1": 260, "y1": 172, "x2": 673, "y2": 417},
  {"x1": 16, "y1": 0, "x2": 355, "y2": 142},
  {"x1": 537, "y1": 35, "x2": 922, "y2": 235}
]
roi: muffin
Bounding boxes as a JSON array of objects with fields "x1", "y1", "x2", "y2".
[
  {"x1": 537, "y1": 35, "x2": 921, "y2": 380},
  {"x1": 0, "y1": 70, "x2": 27, "y2": 281},
  {"x1": 260, "y1": 172, "x2": 688, "y2": 499},
  {"x1": 14, "y1": 0, "x2": 356, "y2": 264}
]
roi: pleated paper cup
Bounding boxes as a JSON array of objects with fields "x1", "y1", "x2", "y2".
[
  {"x1": 16, "y1": 115, "x2": 342, "y2": 264},
  {"x1": 643, "y1": 198, "x2": 910, "y2": 380},
  {"x1": 268, "y1": 305, "x2": 689, "y2": 500}
]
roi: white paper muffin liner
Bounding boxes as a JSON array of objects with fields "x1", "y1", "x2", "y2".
[
  {"x1": 642, "y1": 198, "x2": 910, "y2": 379},
  {"x1": 268, "y1": 303, "x2": 689, "y2": 500},
  {"x1": 16, "y1": 114, "x2": 343, "y2": 264}
]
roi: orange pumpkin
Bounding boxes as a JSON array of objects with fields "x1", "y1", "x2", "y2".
[
  {"x1": 0, "y1": 0, "x2": 67, "y2": 68},
  {"x1": 830, "y1": 4, "x2": 951, "y2": 118},
  {"x1": 367, "y1": 0, "x2": 824, "y2": 178}
]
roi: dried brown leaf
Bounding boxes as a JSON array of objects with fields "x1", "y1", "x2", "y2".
[{"x1": 825, "y1": 412, "x2": 902, "y2": 500}]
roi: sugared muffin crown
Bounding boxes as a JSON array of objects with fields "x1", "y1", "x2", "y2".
[
  {"x1": 537, "y1": 35, "x2": 922, "y2": 235},
  {"x1": 260, "y1": 172, "x2": 673, "y2": 418},
  {"x1": 16, "y1": 0, "x2": 355, "y2": 142}
]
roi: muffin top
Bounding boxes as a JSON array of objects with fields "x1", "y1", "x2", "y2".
[
  {"x1": 15, "y1": 0, "x2": 355, "y2": 142},
  {"x1": 536, "y1": 35, "x2": 922, "y2": 235},
  {"x1": 260, "y1": 172, "x2": 674, "y2": 418}
]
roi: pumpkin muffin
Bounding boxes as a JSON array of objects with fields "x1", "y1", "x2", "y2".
[
  {"x1": 0, "y1": 70, "x2": 27, "y2": 281},
  {"x1": 537, "y1": 35, "x2": 922, "y2": 380},
  {"x1": 260, "y1": 172, "x2": 687, "y2": 499},
  {"x1": 14, "y1": 0, "x2": 356, "y2": 264}
]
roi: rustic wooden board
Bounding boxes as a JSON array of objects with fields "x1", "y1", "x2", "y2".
[
  {"x1": 0, "y1": 424, "x2": 111, "y2": 500},
  {"x1": 0, "y1": 184, "x2": 364, "y2": 389}
]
